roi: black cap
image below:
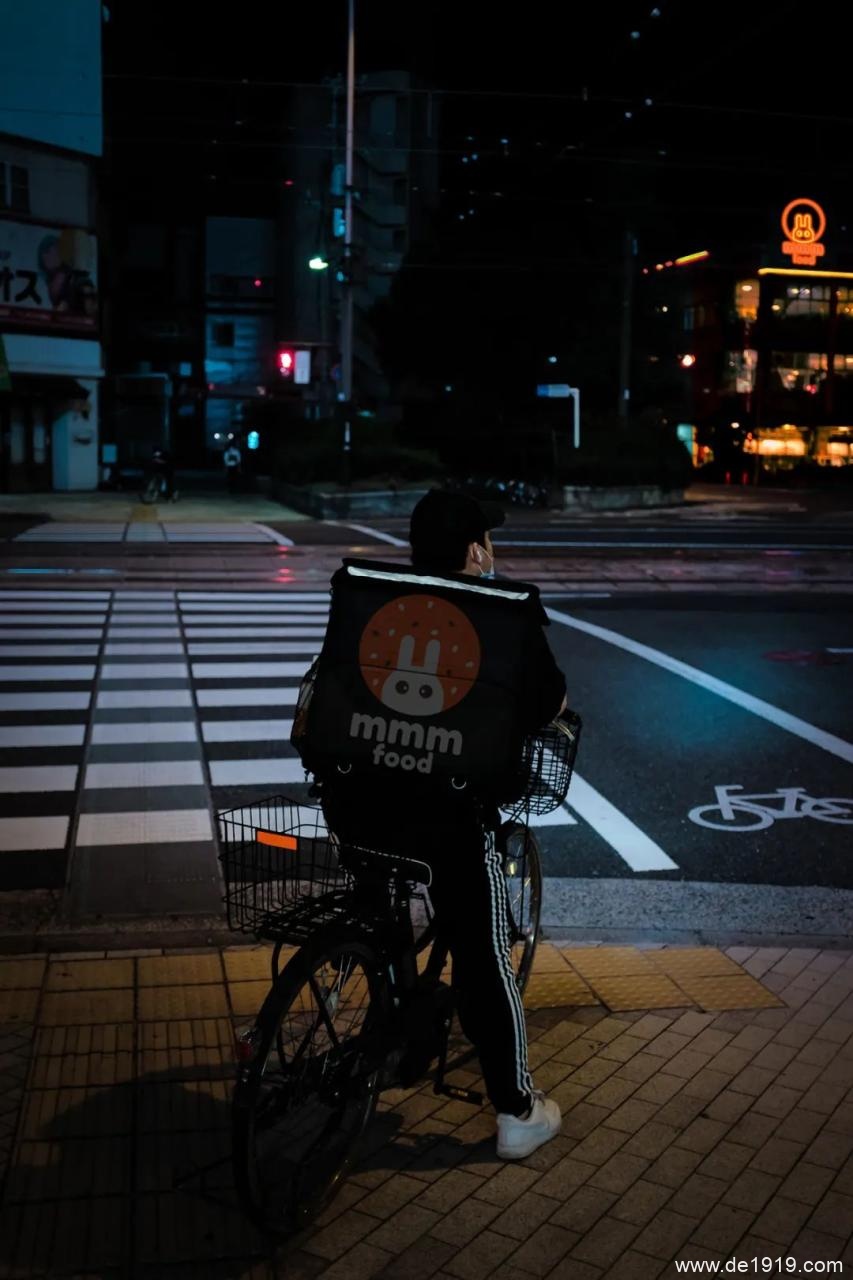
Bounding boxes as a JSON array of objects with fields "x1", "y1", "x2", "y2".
[{"x1": 409, "y1": 489, "x2": 505, "y2": 562}]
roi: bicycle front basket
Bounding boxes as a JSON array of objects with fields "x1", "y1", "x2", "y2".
[
  {"x1": 500, "y1": 710, "x2": 582, "y2": 821},
  {"x1": 216, "y1": 793, "x2": 347, "y2": 941}
]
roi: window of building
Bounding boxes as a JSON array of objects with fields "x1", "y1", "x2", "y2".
[
  {"x1": 734, "y1": 279, "x2": 759, "y2": 321},
  {"x1": 837, "y1": 287, "x2": 853, "y2": 318},
  {"x1": 771, "y1": 351, "x2": 827, "y2": 392},
  {"x1": 724, "y1": 349, "x2": 758, "y2": 393},
  {"x1": 9, "y1": 165, "x2": 30, "y2": 213},
  {"x1": 771, "y1": 285, "x2": 830, "y2": 319},
  {"x1": 212, "y1": 322, "x2": 235, "y2": 347}
]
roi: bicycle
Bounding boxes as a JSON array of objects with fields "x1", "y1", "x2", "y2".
[
  {"x1": 217, "y1": 712, "x2": 580, "y2": 1237},
  {"x1": 688, "y1": 784, "x2": 853, "y2": 831},
  {"x1": 139, "y1": 471, "x2": 179, "y2": 504}
]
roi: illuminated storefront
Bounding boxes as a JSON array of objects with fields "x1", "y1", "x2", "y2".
[{"x1": 639, "y1": 198, "x2": 853, "y2": 473}]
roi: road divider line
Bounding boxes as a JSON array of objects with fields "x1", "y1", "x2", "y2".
[
  {"x1": 567, "y1": 774, "x2": 678, "y2": 871},
  {"x1": 548, "y1": 606, "x2": 853, "y2": 766},
  {"x1": 326, "y1": 520, "x2": 408, "y2": 547}
]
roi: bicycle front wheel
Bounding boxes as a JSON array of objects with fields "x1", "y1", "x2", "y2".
[
  {"x1": 502, "y1": 823, "x2": 542, "y2": 995},
  {"x1": 232, "y1": 932, "x2": 387, "y2": 1236}
]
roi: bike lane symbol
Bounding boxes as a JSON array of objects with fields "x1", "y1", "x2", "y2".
[{"x1": 689, "y1": 785, "x2": 853, "y2": 831}]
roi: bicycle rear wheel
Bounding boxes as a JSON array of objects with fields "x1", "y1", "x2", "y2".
[
  {"x1": 502, "y1": 823, "x2": 542, "y2": 994},
  {"x1": 232, "y1": 932, "x2": 387, "y2": 1236}
]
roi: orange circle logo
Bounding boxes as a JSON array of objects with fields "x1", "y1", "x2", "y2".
[
  {"x1": 781, "y1": 198, "x2": 826, "y2": 244},
  {"x1": 359, "y1": 594, "x2": 481, "y2": 717}
]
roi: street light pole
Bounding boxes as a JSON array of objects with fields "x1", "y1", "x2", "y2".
[{"x1": 339, "y1": 0, "x2": 355, "y2": 485}]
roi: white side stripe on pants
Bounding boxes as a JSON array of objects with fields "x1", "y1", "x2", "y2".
[{"x1": 484, "y1": 831, "x2": 534, "y2": 1103}]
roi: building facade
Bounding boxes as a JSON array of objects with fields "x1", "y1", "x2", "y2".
[
  {"x1": 637, "y1": 199, "x2": 853, "y2": 473},
  {"x1": 0, "y1": 0, "x2": 104, "y2": 492}
]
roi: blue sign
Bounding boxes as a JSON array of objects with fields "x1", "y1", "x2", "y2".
[{"x1": 537, "y1": 383, "x2": 572, "y2": 398}]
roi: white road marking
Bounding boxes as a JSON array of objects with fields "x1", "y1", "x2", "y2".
[
  {"x1": 567, "y1": 774, "x2": 679, "y2": 871},
  {"x1": 84, "y1": 760, "x2": 205, "y2": 789},
  {"x1": 100, "y1": 663, "x2": 188, "y2": 680},
  {"x1": 180, "y1": 602, "x2": 328, "y2": 613},
  {"x1": 548, "y1": 607, "x2": 853, "y2": 767},
  {"x1": 248, "y1": 523, "x2": 295, "y2": 546},
  {"x1": 326, "y1": 521, "x2": 408, "y2": 547},
  {"x1": 178, "y1": 592, "x2": 329, "y2": 602},
  {"x1": 0, "y1": 766, "x2": 78, "y2": 792},
  {"x1": 0, "y1": 615, "x2": 108, "y2": 626},
  {"x1": 191, "y1": 661, "x2": 309, "y2": 680},
  {"x1": 101, "y1": 614, "x2": 179, "y2": 625},
  {"x1": 183, "y1": 627, "x2": 324, "y2": 639},
  {"x1": 91, "y1": 721, "x2": 198, "y2": 745},
  {"x1": 528, "y1": 805, "x2": 578, "y2": 827},
  {"x1": 187, "y1": 642, "x2": 319, "y2": 656},
  {"x1": 0, "y1": 629, "x2": 104, "y2": 640},
  {"x1": 96, "y1": 690, "x2": 193, "y2": 709},
  {"x1": 0, "y1": 645, "x2": 100, "y2": 658},
  {"x1": 0, "y1": 591, "x2": 109, "y2": 600},
  {"x1": 0, "y1": 664, "x2": 96, "y2": 682},
  {"x1": 0, "y1": 725, "x2": 86, "y2": 748},
  {"x1": 182, "y1": 616, "x2": 327, "y2": 629},
  {"x1": 0, "y1": 815, "x2": 69, "y2": 851},
  {"x1": 195, "y1": 687, "x2": 299, "y2": 707},
  {"x1": 0, "y1": 692, "x2": 91, "y2": 711},
  {"x1": 107, "y1": 629, "x2": 181, "y2": 639},
  {"x1": 76, "y1": 809, "x2": 213, "y2": 846},
  {"x1": 201, "y1": 718, "x2": 293, "y2": 742},
  {"x1": 103, "y1": 644, "x2": 185, "y2": 656},
  {"x1": 209, "y1": 757, "x2": 306, "y2": 787},
  {"x1": 502, "y1": 539, "x2": 853, "y2": 551}
]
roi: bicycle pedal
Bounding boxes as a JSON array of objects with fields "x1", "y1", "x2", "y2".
[{"x1": 435, "y1": 1082, "x2": 484, "y2": 1106}]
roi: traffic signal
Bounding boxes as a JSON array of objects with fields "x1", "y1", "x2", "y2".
[{"x1": 277, "y1": 348, "x2": 295, "y2": 379}]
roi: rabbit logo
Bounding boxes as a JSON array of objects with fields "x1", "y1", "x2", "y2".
[{"x1": 359, "y1": 594, "x2": 481, "y2": 716}]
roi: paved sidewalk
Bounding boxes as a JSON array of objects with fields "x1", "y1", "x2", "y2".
[{"x1": 2, "y1": 942, "x2": 853, "y2": 1278}]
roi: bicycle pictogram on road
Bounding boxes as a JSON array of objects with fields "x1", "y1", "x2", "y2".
[{"x1": 688, "y1": 784, "x2": 853, "y2": 831}]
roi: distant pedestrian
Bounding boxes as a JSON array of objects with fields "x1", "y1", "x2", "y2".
[{"x1": 223, "y1": 442, "x2": 242, "y2": 495}]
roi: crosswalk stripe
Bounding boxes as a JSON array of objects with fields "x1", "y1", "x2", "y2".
[
  {"x1": 180, "y1": 603, "x2": 329, "y2": 613},
  {"x1": 107, "y1": 629, "x2": 181, "y2": 639},
  {"x1": 0, "y1": 615, "x2": 107, "y2": 626},
  {"x1": 183, "y1": 628, "x2": 324, "y2": 639},
  {"x1": 196, "y1": 687, "x2": 298, "y2": 707},
  {"x1": 0, "y1": 600, "x2": 107, "y2": 611},
  {"x1": 0, "y1": 645, "x2": 100, "y2": 658},
  {"x1": 188, "y1": 643, "x2": 319, "y2": 657},
  {"x1": 0, "y1": 630, "x2": 104, "y2": 640},
  {"x1": 567, "y1": 774, "x2": 678, "y2": 871},
  {"x1": 103, "y1": 644, "x2": 185, "y2": 656},
  {"x1": 0, "y1": 815, "x2": 69, "y2": 851},
  {"x1": 0, "y1": 692, "x2": 91, "y2": 711},
  {"x1": 179, "y1": 592, "x2": 328, "y2": 603},
  {"x1": 84, "y1": 761, "x2": 205, "y2": 789},
  {"x1": 76, "y1": 809, "x2": 213, "y2": 845},
  {"x1": 91, "y1": 722, "x2": 198, "y2": 745},
  {"x1": 209, "y1": 757, "x2": 306, "y2": 787},
  {"x1": 0, "y1": 766, "x2": 78, "y2": 792},
  {"x1": 201, "y1": 718, "x2": 293, "y2": 742},
  {"x1": 96, "y1": 690, "x2": 193, "y2": 709},
  {"x1": 100, "y1": 663, "x2": 188, "y2": 680},
  {"x1": 191, "y1": 661, "x2": 309, "y2": 679},
  {"x1": 0, "y1": 725, "x2": 87, "y2": 748},
  {"x1": 0, "y1": 591, "x2": 110, "y2": 600},
  {"x1": 0, "y1": 664, "x2": 96, "y2": 682}
]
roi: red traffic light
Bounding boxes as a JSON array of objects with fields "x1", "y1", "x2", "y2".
[{"x1": 277, "y1": 349, "x2": 295, "y2": 377}]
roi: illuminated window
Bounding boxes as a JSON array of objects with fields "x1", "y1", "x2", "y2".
[
  {"x1": 735, "y1": 279, "x2": 759, "y2": 321},
  {"x1": 724, "y1": 350, "x2": 758, "y2": 393},
  {"x1": 837, "y1": 287, "x2": 853, "y2": 318},
  {"x1": 833, "y1": 354, "x2": 853, "y2": 375},
  {"x1": 772, "y1": 285, "x2": 830, "y2": 319},
  {"x1": 771, "y1": 351, "x2": 828, "y2": 392}
]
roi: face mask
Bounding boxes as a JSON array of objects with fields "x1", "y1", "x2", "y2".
[{"x1": 478, "y1": 544, "x2": 496, "y2": 579}]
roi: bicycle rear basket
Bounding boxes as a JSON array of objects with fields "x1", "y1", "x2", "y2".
[
  {"x1": 500, "y1": 710, "x2": 582, "y2": 821},
  {"x1": 217, "y1": 794, "x2": 349, "y2": 943}
]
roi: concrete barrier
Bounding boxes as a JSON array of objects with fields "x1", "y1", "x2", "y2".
[
  {"x1": 273, "y1": 481, "x2": 431, "y2": 520},
  {"x1": 561, "y1": 484, "x2": 685, "y2": 511}
]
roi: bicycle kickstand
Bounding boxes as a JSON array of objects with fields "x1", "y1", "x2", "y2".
[{"x1": 433, "y1": 1015, "x2": 484, "y2": 1106}]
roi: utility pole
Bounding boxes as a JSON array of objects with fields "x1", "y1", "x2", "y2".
[
  {"x1": 618, "y1": 228, "x2": 635, "y2": 425},
  {"x1": 339, "y1": 0, "x2": 355, "y2": 485}
]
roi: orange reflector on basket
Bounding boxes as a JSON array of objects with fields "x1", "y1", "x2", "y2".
[{"x1": 256, "y1": 830, "x2": 298, "y2": 851}]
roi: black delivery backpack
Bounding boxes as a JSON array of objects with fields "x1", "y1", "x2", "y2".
[{"x1": 292, "y1": 559, "x2": 548, "y2": 800}]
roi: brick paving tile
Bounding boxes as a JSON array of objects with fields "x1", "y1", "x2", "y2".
[
  {"x1": 659, "y1": 1049, "x2": 712, "y2": 1082},
  {"x1": 728, "y1": 1026, "x2": 777, "y2": 1053},
  {"x1": 680, "y1": 1068, "x2": 731, "y2": 1103},
  {"x1": 552, "y1": 1038, "x2": 601, "y2": 1068},
  {"x1": 665, "y1": 1012, "x2": 717, "y2": 1039},
  {"x1": 673, "y1": 1117, "x2": 731, "y2": 1155},
  {"x1": 535, "y1": 1019, "x2": 589, "y2": 1049},
  {"x1": 513, "y1": 1133, "x2": 577, "y2": 1174},
  {"x1": 315, "y1": 1242, "x2": 394, "y2": 1280},
  {"x1": 356, "y1": 1173, "x2": 425, "y2": 1220},
  {"x1": 750, "y1": 1084, "x2": 803, "y2": 1120},
  {"x1": 769, "y1": 949, "x2": 820, "y2": 979},
  {"x1": 0, "y1": 959, "x2": 45, "y2": 990},
  {"x1": 364, "y1": 1204, "x2": 441, "y2": 1255},
  {"x1": 793, "y1": 1227, "x2": 847, "y2": 1262},
  {"x1": 821, "y1": 1060, "x2": 853, "y2": 1090},
  {"x1": 721, "y1": 1167, "x2": 782, "y2": 1213},
  {"x1": 772, "y1": 1022, "x2": 814, "y2": 1049},
  {"x1": 414, "y1": 1168, "x2": 487, "y2": 1213},
  {"x1": 777, "y1": 1161, "x2": 836, "y2": 1206},
  {"x1": 602, "y1": 1100, "x2": 659, "y2": 1135},
  {"x1": 774, "y1": 1061, "x2": 823, "y2": 1092},
  {"x1": 689, "y1": 1203, "x2": 755, "y2": 1253},
  {"x1": 632, "y1": 1075, "x2": 683, "y2": 1106},
  {"x1": 666, "y1": 1172, "x2": 727, "y2": 1219},
  {"x1": 799, "y1": 1136, "x2": 850, "y2": 1172},
  {"x1": 599, "y1": 1036, "x2": 649, "y2": 1066},
  {"x1": 503, "y1": 1223, "x2": 579, "y2": 1277},
  {"x1": 560, "y1": 1102, "x2": 614, "y2": 1141},
  {"x1": 621, "y1": 1122, "x2": 681, "y2": 1163},
  {"x1": 686, "y1": 1029, "x2": 735, "y2": 1055},
  {"x1": 570, "y1": 1126, "x2": 630, "y2": 1168},
  {"x1": 373, "y1": 1237, "x2": 463, "y2": 1280},
  {"x1": 751, "y1": 1194, "x2": 814, "y2": 1245},
  {"x1": 584, "y1": 1078, "x2": 639, "y2": 1112},
  {"x1": 586, "y1": 1017, "x2": 647, "y2": 1047},
  {"x1": 469, "y1": 1163, "x2": 537, "y2": 1209},
  {"x1": 705, "y1": 1046, "x2": 755, "y2": 1077},
  {"x1": 729, "y1": 1065, "x2": 780, "y2": 1098},
  {"x1": 569, "y1": 1057, "x2": 622, "y2": 1090},
  {"x1": 609, "y1": 1179, "x2": 674, "y2": 1227},
  {"x1": 725, "y1": 1112, "x2": 781, "y2": 1150},
  {"x1": 442, "y1": 1228, "x2": 520, "y2": 1280},
  {"x1": 654, "y1": 1095, "x2": 709, "y2": 1131},
  {"x1": 800, "y1": 1082, "x2": 848, "y2": 1115},
  {"x1": 534, "y1": 1155, "x2": 597, "y2": 1199},
  {"x1": 570, "y1": 1216, "x2": 642, "y2": 1270},
  {"x1": 666, "y1": 1244, "x2": 726, "y2": 1274},
  {"x1": 629, "y1": 1015, "x2": 676, "y2": 1041},
  {"x1": 630, "y1": 1207, "x2": 699, "y2": 1261},
  {"x1": 600, "y1": 1248, "x2": 666, "y2": 1280},
  {"x1": 587, "y1": 1152, "x2": 650, "y2": 1195},
  {"x1": 302, "y1": 1209, "x2": 380, "y2": 1262},
  {"x1": 549, "y1": 1079, "x2": 592, "y2": 1113},
  {"x1": 541, "y1": 1256, "x2": 604, "y2": 1280},
  {"x1": 428, "y1": 1197, "x2": 503, "y2": 1247},
  {"x1": 490, "y1": 1189, "x2": 563, "y2": 1242},
  {"x1": 614, "y1": 1053, "x2": 670, "y2": 1086},
  {"x1": 644, "y1": 1146, "x2": 704, "y2": 1189},
  {"x1": 834, "y1": 1153, "x2": 853, "y2": 1194},
  {"x1": 696, "y1": 1141, "x2": 754, "y2": 1182},
  {"x1": 750, "y1": 1042, "x2": 798, "y2": 1072},
  {"x1": 311, "y1": 1181, "x2": 369, "y2": 1229},
  {"x1": 642, "y1": 1033, "x2": 693, "y2": 1061},
  {"x1": 826, "y1": 1104, "x2": 853, "y2": 1138},
  {"x1": 748, "y1": 1137, "x2": 806, "y2": 1178},
  {"x1": 806, "y1": 1189, "x2": 853, "y2": 1238},
  {"x1": 549, "y1": 1185, "x2": 619, "y2": 1234}
]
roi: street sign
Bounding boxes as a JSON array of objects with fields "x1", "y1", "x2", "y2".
[
  {"x1": 294, "y1": 350, "x2": 312, "y2": 385},
  {"x1": 537, "y1": 383, "x2": 572, "y2": 398}
]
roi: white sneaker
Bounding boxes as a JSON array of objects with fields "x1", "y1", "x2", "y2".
[{"x1": 496, "y1": 1091, "x2": 562, "y2": 1160}]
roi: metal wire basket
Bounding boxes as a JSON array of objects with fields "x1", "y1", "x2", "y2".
[
  {"x1": 217, "y1": 795, "x2": 350, "y2": 942},
  {"x1": 499, "y1": 710, "x2": 582, "y2": 821}
]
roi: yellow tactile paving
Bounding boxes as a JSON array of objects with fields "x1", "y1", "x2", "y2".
[
  {"x1": 648, "y1": 948, "x2": 745, "y2": 978},
  {"x1": 29, "y1": 1050, "x2": 135, "y2": 1090},
  {"x1": 0, "y1": 988, "x2": 39, "y2": 1022},
  {"x1": 563, "y1": 947, "x2": 659, "y2": 977},
  {"x1": 137, "y1": 953, "x2": 224, "y2": 987},
  {"x1": 227, "y1": 980, "x2": 271, "y2": 1019},
  {"x1": 530, "y1": 944, "x2": 573, "y2": 973},
  {"x1": 675, "y1": 974, "x2": 785, "y2": 1010},
  {"x1": 221, "y1": 946, "x2": 279, "y2": 983},
  {"x1": 137, "y1": 1019, "x2": 234, "y2": 1077},
  {"x1": 33, "y1": 1025, "x2": 135, "y2": 1058},
  {"x1": 46, "y1": 959, "x2": 134, "y2": 991},
  {"x1": 0, "y1": 957, "x2": 46, "y2": 990},
  {"x1": 39, "y1": 990, "x2": 134, "y2": 1026},
  {"x1": 523, "y1": 971, "x2": 599, "y2": 1011},
  {"x1": 137, "y1": 983, "x2": 229, "y2": 1022},
  {"x1": 584, "y1": 973, "x2": 689, "y2": 1011},
  {"x1": 18, "y1": 1083, "x2": 133, "y2": 1141}
]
